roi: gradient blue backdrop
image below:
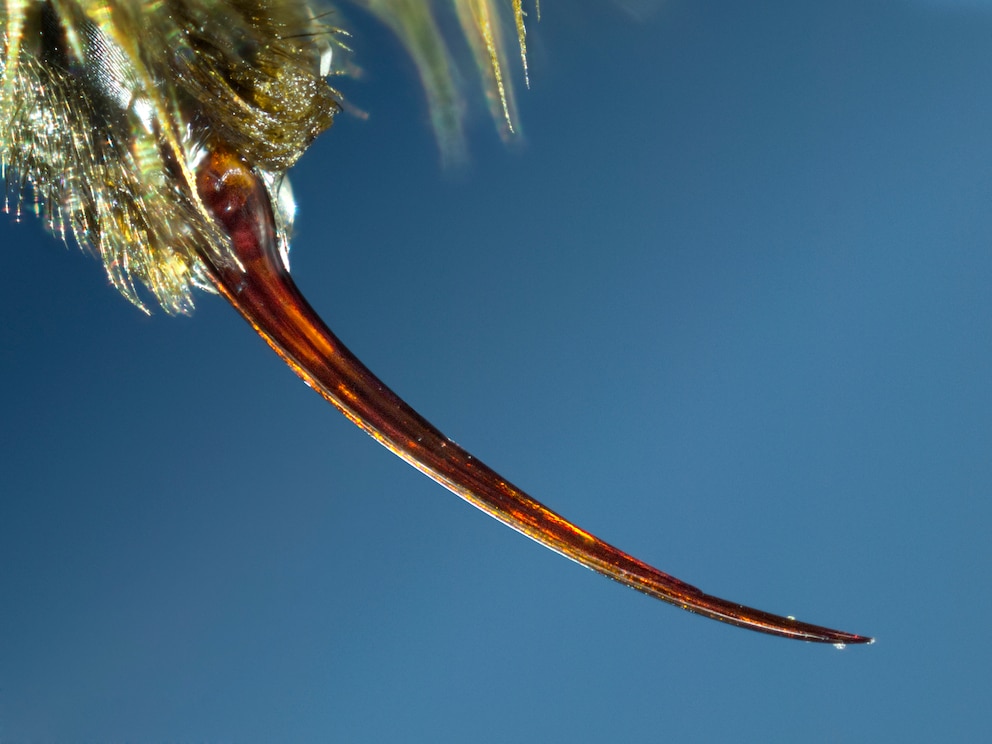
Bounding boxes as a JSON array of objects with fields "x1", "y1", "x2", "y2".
[{"x1": 2, "y1": 1, "x2": 990, "y2": 740}]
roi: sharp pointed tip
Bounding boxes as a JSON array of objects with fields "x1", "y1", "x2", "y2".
[
  {"x1": 822, "y1": 630, "x2": 874, "y2": 647},
  {"x1": 842, "y1": 633, "x2": 875, "y2": 646}
]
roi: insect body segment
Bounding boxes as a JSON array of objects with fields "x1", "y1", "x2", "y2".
[{"x1": 1, "y1": 0, "x2": 337, "y2": 313}]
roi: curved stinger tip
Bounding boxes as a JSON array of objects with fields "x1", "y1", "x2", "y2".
[{"x1": 195, "y1": 143, "x2": 872, "y2": 645}]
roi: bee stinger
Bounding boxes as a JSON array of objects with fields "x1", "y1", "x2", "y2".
[{"x1": 0, "y1": 0, "x2": 872, "y2": 644}]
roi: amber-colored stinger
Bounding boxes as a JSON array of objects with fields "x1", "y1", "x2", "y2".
[{"x1": 196, "y1": 144, "x2": 872, "y2": 646}]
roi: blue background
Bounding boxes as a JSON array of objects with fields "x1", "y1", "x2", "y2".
[{"x1": 2, "y1": 1, "x2": 991, "y2": 740}]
